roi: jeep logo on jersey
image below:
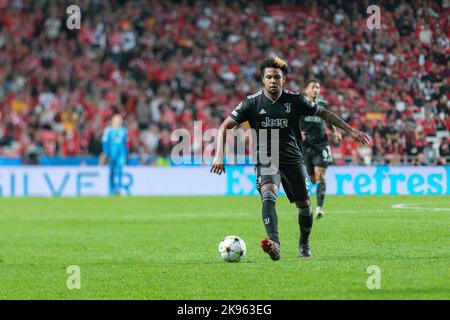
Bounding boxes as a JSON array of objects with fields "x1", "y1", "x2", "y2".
[
  {"x1": 261, "y1": 117, "x2": 288, "y2": 128},
  {"x1": 284, "y1": 103, "x2": 291, "y2": 113}
]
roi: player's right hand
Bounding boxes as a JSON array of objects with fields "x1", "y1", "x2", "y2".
[
  {"x1": 210, "y1": 157, "x2": 225, "y2": 175},
  {"x1": 333, "y1": 131, "x2": 343, "y2": 141},
  {"x1": 350, "y1": 129, "x2": 372, "y2": 145}
]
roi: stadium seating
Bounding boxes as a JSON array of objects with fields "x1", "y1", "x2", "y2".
[{"x1": 0, "y1": 0, "x2": 448, "y2": 165}]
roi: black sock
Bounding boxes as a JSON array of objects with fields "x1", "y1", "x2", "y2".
[
  {"x1": 317, "y1": 180, "x2": 326, "y2": 208},
  {"x1": 261, "y1": 189, "x2": 279, "y2": 245},
  {"x1": 298, "y1": 205, "x2": 313, "y2": 245}
]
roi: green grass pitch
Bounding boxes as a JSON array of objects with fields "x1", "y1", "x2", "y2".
[{"x1": 0, "y1": 195, "x2": 448, "y2": 299}]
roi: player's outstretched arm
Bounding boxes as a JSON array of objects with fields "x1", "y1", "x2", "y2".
[
  {"x1": 315, "y1": 108, "x2": 372, "y2": 145},
  {"x1": 210, "y1": 117, "x2": 238, "y2": 175}
]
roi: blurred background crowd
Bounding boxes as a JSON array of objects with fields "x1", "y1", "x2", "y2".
[{"x1": 0, "y1": 0, "x2": 449, "y2": 165}]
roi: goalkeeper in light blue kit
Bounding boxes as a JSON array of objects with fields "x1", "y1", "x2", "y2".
[{"x1": 101, "y1": 114, "x2": 128, "y2": 195}]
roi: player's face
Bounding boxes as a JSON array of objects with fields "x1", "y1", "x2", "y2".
[
  {"x1": 306, "y1": 82, "x2": 320, "y2": 99},
  {"x1": 263, "y1": 68, "x2": 285, "y2": 95},
  {"x1": 112, "y1": 116, "x2": 122, "y2": 128}
]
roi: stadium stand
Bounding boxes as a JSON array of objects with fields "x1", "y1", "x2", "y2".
[{"x1": 0, "y1": 0, "x2": 448, "y2": 165}]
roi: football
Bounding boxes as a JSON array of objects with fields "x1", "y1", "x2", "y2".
[{"x1": 218, "y1": 235, "x2": 247, "y2": 262}]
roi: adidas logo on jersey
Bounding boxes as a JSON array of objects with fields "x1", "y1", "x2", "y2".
[{"x1": 259, "y1": 109, "x2": 267, "y2": 115}]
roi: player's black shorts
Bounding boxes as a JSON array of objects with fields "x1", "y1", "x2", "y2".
[
  {"x1": 255, "y1": 162, "x2": 310, "y2": 203},
  {"x1": 304, "y1": 145, "x2": 332, "y2": 176}
]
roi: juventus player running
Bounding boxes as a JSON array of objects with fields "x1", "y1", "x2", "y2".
[
  {"x1": 300, "y1": 80, "x2": 342, "y2": 219},
  {"x1": 211, "y1": 57, "x2": 372, "y2": 260}
]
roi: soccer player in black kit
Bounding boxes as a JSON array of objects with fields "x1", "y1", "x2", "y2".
[
  {"x1": 300, "y1": 80, "x2": 342, "y2": 219},
  {"x1": 211, "y1": 57, "x2": 372, "y2": 260}
]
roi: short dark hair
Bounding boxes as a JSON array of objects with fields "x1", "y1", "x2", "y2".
[
  {"x1": 305, "y1": 79, "x2": 320, "y2": 87},
  {"x1": 259, "y1": 56, "x2": 289, "y2": 77}
]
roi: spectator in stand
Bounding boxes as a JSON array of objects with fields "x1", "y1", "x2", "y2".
[
  {"x1": 412, "y1": 152, "x2": 427, "y2": 166},
  {"x1": 0, "y1": 0, "x2": 448, "y2": 166},
  {"x1": 88, "y1": 130, "x2": 103, "y2": 156},
  {"x1": 61, "y1": 128, "x2": 81, "y2": 156},
  {"x1": 423, "y1": 141, "x2": 438, "y2": 165},
  {"x1": 156, "y1": 129, "x2": 174, "y2": 158},
  {"x1": 140, "y1": 123, "x2": 160, "y2": 158},
  {"x1": 438, "y1": 137, "x2": 450, "y2": 164},
  {"x1": 341, "y1": 135, "x2": 360, "y2": 165}
]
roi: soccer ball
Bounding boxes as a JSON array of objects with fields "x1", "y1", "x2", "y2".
[{"x1": 218, "y1": 235, "x2": 246, "y2": 262}]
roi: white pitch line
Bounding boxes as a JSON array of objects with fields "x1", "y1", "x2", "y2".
[{"x1": 392, "y1": 203, "x2": 450, "y2": 212}]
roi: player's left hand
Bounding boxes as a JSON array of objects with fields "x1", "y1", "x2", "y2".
[
  {"x1": 99, "y1": 154, "x2": 108, "y2": 165},
  {"x1": 210, "y1": 157, "x2": 226, "y2": 175},
  {"x1": 333, "y1": 131, "x2": 343, "y2": 141},
  {"x1": 350, "y1": 129, "x2": 372, "y2": 145}
]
